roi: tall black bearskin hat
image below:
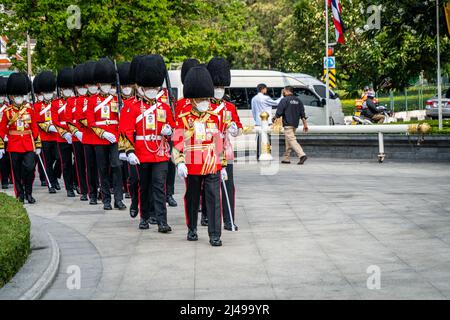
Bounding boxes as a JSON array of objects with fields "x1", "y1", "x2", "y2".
[
  {"x1": 37, "y1": 71, "x2": 57, "y2": 93},
  {"x1": 117, "y1": 62, "x2": 132, "y2": 85},
  {"x1": 135, "y1": 55, "x2": 166, "y2": 88},
  {"x1": 73, "y1": 64, "x2": 85, "y2": 87},
  {"x1": 57, "y1": 67, "x2": 74, "y2": 89},
  {"x1": 7, "y1": 72, "x2": 30, "y2": 96},
  {"x1": 94, "y1": 58, "x2": 116, "y2": 84},
  {"x1": 82, "y1": 60, "x2": 97, "y2": 85},
  {"x1": 207, "y1": 57, "x2": 231, "y2": 87},
  {"x1": 183, "y1": 66, "x2": 214, "y2": 99},
  {"x1": 0, "y1": 77, "x2": 8, "y2": 95},
  {"x1": 181, "y1": 58, "x2": 199, "y2": 85},
  {"x1": 129, "y1": 55, "x2": 146, "y2": 85},
  {"x1": 33, "y1": 73, "x2": 41, "y2": 94}
]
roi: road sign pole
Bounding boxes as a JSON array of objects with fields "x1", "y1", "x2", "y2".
[
  {"x1": 437, "y1": 0, "x2": 443, "y2": 131},
  {"x1": 325, "y1": 0, "x2": 330, "y2": 126}
]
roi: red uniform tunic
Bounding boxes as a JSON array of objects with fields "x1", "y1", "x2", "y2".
[
  {"x1": 0, "y1": 104, "x2": 41, "y2": 153},
  {"x1": 118, "y1": 97, "x2": 138, "y2": 153},
  {"x1": 172, "y1": 103, "x2": 226, "y2": 175},
  {"x1": 86, "y1": 94, "x2": 120, "y2": 145},
  {"x1": 51, "y1": 97, "x2": 74, "y2": 143},
  {"x1": 120, "y1": 99, "x2": 175, "y2": 163},
  {"x1": 34, "y1": 100, "x2": 58, "y2": 142},
  {"x1": 175, "y1": 98, "x2": 190, "y2": 118}
]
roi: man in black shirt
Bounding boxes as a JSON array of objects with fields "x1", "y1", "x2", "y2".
[{"x1": 272, "y1": 86, "x2": 309, "y2": 165}]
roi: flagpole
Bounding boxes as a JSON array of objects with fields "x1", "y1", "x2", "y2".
[
  {"x1": 325, "y1": 0, "x2": 330, "y2": 126},
  {"x1": 437, "y1": 0, "x2": 443, "y2": 131}
]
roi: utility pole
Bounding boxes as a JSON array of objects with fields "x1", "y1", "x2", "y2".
[
  {"x1": 325, "y1": 0, "x2": 330, "y2": 125},
  {"x1": 437, "y1": 0, "x2": 443, "y2": 131}
]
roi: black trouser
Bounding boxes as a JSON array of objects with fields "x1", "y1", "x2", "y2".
[
  {"x1": 0, "y1": 143, "x2": 10, "y2": 185},
  {"x1": 84, "y1": 144, "x2": 98, "y2": 200},
  {"x1": 73, "y1": 141, "x2": 88, "y2": 195},
  {"x1": 138, "y1": 162, "x2": 168, "y2": 224},
  {"x1": 36, "y1": 154, "x2": 46, "y2": 183},
  {"x1": 221, "y1": 164, "x2": 236, "y2": 225},
  {"x1": 95, "y1": 143, "x2": 122, "y2": 204},
  {"x1": 185, "y1": 173, "x2": 221, "y2": 238},
  {"x1": 42, "y1": 141, "x2": 59, "y2": 188},
  {"x1": 58, "y1": 142, "x2": 74, "y2": 191},
  {"x1": 10, "y1": 152, "x2": 35, "y2": 197},
  {"x1": 166, "y1": 160, "x2": 176, "y2": 196},
  {"x1": 128, "y1": 163, "x2": 139, "y2": 211},
  {"x1": 121, "y1": 160, "x2": 128, "y2": 193}
]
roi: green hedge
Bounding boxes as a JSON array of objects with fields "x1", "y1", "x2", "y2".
[{"x1": 0, "y1": 193, "x2": 30, "y2": 288}]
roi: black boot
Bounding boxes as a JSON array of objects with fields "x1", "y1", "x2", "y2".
[
  {"x1": 139, "y1": 218, "x2": 149, "y2": 230},
  {"x1": 200, "y1": 214, "x2": 208, "y2": 226},
  {"x1": 209, "y1": 237, "x2": 222, "y2": 247},
  {"x1": 124, "y1": 192, "x2": 131, "y2": 199},
  {"x1": 148, "y1": 217, "x2": 158, "y2": 225},
  {"x1": 224, "y1": 223, "x2": 239, "y2": 231},
  {"x1": 80, "y1": 194, "x2": 88, "y2": 201},
  {"x1": 89, "y1": 197, "x2": 98, "y2": 205},
  {"x1": 187, "y1": 229, "x2": 198, "y2": 241},
  {"x1": 54, "y1": 181, "x2": 61, "y2": 190},
  {"x1": 114, "y1": 200, "x2": 127, "y2": 210},
  {"x1": 166, "y1": 195, "x2": 177, "y2": 207},
  {"x1": 48, "y1": 187, "x2": 56, "y2": 194},
  {"x1": 103, "y1": 202, "x2": 113, "y2": 210},
  {"x1": 129, "y1": 206, "x2": 139, "y2": 218},
  {"x1": 18, "y1": 194, "x2": 25, "y2": 203},
  {"x1": 2, "y1": 184, "x2": 8, "y2": 189},
  {"x1": 26, "y1": 194, "x2": 36, "y2": 204},
  {"x1": 158, "y1": 224, "x2": 172, "y2": 233},
  {"x1": 67, "y1": 189, "x2": 76, "y2": 197}
]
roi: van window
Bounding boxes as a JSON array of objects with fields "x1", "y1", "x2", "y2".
[
  {"x1": 227, "y1": 88, "x2": 248, "y2": 109},
  {"x1": 246, "y1": 88, "x2": 258, "y2": 105},
  {"x1": 313, "y1": 85, "x2": 336, "y2": 99},
  {"x1": 293, "y1": 88, "x2": 321, "y2": 107}
]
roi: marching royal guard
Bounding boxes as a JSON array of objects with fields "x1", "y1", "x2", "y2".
[
  {"x1": 69, "y1": 64, "x2": 89, "y2": 201},
  {"x1": 52, "y1": 67, "x2": 76, "y2": 197},
  {"x1": 34, "y1": 71, "x2": 61, "y2": 193},
  {"x1": 86, "y1": 57, "x2": 126, "y2": 211},
  {"x1": 32, "y1": 78, "x2": 48, "y2": 187},
  {"x1": 120, "y1": 54, "x2": 174, "y2": 231},
  {"x1": 172, "y1": 66, "x2": 227, "y2": 246},
  {"x1": 207, "y1": 57, "x2": 242, "y2": 231},
  {"x1": 117, "y1": 61, "x2": 140, "y2": 218},
  {"x1": 0, "y1": 72, "x2": 42, "y2": 203},
  {"x1": 79, "y1": 60, "x2": 100, "y2": 205},
  {"x1": 0, "y1": 77, "x2": 11, "y2": 189}
]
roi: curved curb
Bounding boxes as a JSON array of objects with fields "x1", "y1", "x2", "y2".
[{"x1": 19, "y1": 232, "x2": 60, "y2": 300}]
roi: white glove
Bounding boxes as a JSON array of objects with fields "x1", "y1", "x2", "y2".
[
  {"x1": 102, "y1": 131, "x2": 117, "y2": 144},
  {"x1": 35, "y1": 148, "x2": 41, "y2": 155},
  {"x1": 161, "y1": 124, "x2": 172, "y2": 136},
  {"x1": 127, "y1": 152, "x2": 140, "y2": 165},
  {"x1": 74, "y1": 131, "x2": 83, "y2": 142},
  {"x1": 48, "y1": 125, "x2": 57, "y2": 133},
  {"x1": 4, "y1": 136, "x2": 8, "y2": 142},
  {"x1": 119, "y1": 152, "x2": 128, "y2": 161},
  {"x1": 0, "y1": 149, "x2": 4, "y2": 159},
  {"x1": 228, "y1": 122, "x2": 239, "y2": 137},
  {"x1": 221, "y1": 167, "x2": 228, "y2": 181},
  {"x1": 177, "y1": 163, "x2": 188, "y2": 179},
  {"x1": 63, "y1": 133, "x2": 72, "y2": 144}
]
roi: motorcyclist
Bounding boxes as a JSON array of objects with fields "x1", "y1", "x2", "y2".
[{"x1": 362, "y1": 91, "x2": 385, "y2": 123}]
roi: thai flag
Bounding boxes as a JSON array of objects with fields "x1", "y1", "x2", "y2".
[{"x1": 328, "y1": 0, "x2": 345, "y2": 44}]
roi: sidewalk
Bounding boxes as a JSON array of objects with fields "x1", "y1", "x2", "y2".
[{"x1": 8, "y1": 159, "x2": 450, "y2": 299}]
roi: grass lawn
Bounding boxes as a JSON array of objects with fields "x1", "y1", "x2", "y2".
[{"x1": 0, "y1": 193, "x2": 30, "y2": 288}]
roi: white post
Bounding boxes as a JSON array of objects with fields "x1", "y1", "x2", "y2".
[
  {"x1": 258, "y1": 112, "x2": 273, "y2": 161},
  {"x1": 325, "y1": 0, "x2": 330, "y2": 126},
  {"x1": 378, "y1": 132, "x2": 385, "y2": 163},
  {"x1": 437, "y1": 0, "x2": 443, "y2": 131}
]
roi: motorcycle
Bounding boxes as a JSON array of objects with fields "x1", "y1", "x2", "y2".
[{"x1": 352, "y1": 103, "x2": 392, "y2": 125}]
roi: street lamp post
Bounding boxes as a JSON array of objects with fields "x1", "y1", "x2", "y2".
[
  {"x1": 437, "y1": 0, "x2": 443, "y2": 131},
  {"x1": 325, "y1": 0, "x2": 330, "y2": 126}
]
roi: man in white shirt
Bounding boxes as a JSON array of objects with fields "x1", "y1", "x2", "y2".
[{"x1": 251, "y1": 83, "x2": 282, "y2": 126}]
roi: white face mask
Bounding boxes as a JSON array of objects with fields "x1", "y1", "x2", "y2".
[
  {"x1": 144, "y1": 88, "x2": 159, "y2": 100},
  {"x1": 13, "y1": 96, "x2": 24, "y2": 105},
  {"x1": 195, "y1": 100, "x2": 210, "y2": 112},
  {"x1": 214, "y1": 88, "x2": 225, "y2": 100},
  {"x1": 77, "y1": 87, "x2": 87, "y2": 96},
  {"x1": 122, "y1": 86, "x2": 132, "y2": 96},
  {"x1": 37, "y1": 95, "x2": 44, "y2": 102},
  {"x1": 137, "y1": 86, "x2": 144, "y2": 98},
  {"x1": 109, "y1": 87, "x2": 117, "y2": 95},
  {"x1": 100, "y1": 84, "x2": 112, "y2": 94},
  {"x1": 88, "y1": 85, "x2": 99, "y2": 95},
  {"x1": 62, "y1": 89, "x2": 73, "y2": 97},
  {"x1": 0, "y1": 96, "x2": 5, "y2": 104},
  {"x1": 43, "y1": 92, "x2": 54, "y2": 101}
]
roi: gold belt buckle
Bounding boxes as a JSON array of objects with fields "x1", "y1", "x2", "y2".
[{"x1": 105, "y1": 120, "x2": 110, "y2": 125}]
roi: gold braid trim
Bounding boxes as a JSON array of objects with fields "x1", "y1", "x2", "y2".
[
  {"x1": 38, "y1": 122, "x2": 51, "y2": 133},
  {"x1": 34, "y1": 136, "x2": 42, "y2": 149},
  {"x1": 171, "y1": 147, "x2": 185, "y2": 165},
  {"x1": 0, "y1": 137, "x2": 4, "y2": 150},
  {"x1": 67, "y1": 123, "x2": 79, "y2": 135},
  {"x1": 119, "y1": 133, "x2": 134, "y2": 153},
  {"x1": 55, "y1": 125, "x2": 68, "y2": 138},
  {"x1": 91, "y1": 127, "x2": 105, "y2": 139},
  {"x1": 79, "y1": 119, "x2": 88, "y2": 127}
]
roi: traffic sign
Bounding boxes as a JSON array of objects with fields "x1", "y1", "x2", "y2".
[{"x1": 324, "y1": 56, "x2": 336, "y2": 69}]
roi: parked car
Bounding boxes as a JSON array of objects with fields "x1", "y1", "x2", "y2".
[
  {"x1": 168, "y1": 69, "x2": 345, "y2": 126},
  {"x1": 425, "y1": 95, "x2": 450, "y2": 119}
]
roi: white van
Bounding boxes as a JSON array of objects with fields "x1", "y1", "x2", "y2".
[{"x1": 168, "y1": 69, "x2": 345, "y2": 126}]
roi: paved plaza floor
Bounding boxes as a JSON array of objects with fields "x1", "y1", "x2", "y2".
[{"x1": 10, "y1": 159, "x2": 450, "y2": 299}]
